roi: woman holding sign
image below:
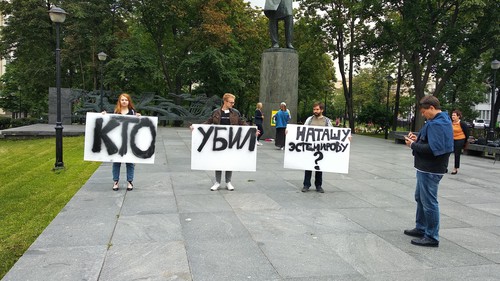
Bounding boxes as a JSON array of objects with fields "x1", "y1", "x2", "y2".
[{"x1": 109, "y1": 93, "x2": 141, "y2": 191}]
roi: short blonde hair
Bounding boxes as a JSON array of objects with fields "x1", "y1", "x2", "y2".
[
  {"x1": 223, "y1": 93, "x2": 236, "y2": 101},
  {"x1": 256, "y1": 102, "x2": 263, "y2": 109}
]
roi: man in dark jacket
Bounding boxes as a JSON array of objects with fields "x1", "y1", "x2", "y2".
[
  {"x1": 264, "y1": 0, "x2": 294, "y2": 48},
  {"x1": 404, "y1": 95, "x2": 453, "y2": 247}
]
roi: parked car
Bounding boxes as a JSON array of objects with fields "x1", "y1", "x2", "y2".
[{"x1": 473, "y1": 119, "x2": 489, "y2": 129}]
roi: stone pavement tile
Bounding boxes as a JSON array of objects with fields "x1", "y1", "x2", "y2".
[
  {"x1": 466, "y1": 202, "x2": 500, "y2": 216},
  {"x1": 176, "y1": 194, "x2": 234, "y2": 213},
  {"x1": 224, "y1": 192, "x2": 281, "y2": 211},
  {"x1": 180, "y1": 211, "x2": 252, "y2": 242},
  {"x1": 185, "y1": 238, "x2": 281, "y2": 281},
  {"x1": 328, "y1": 179, "x2": 379, "y2": 192},
  {"x1": 283, "y1": 274, "x2": 368, "y2": 281},
  {"x1": 336, "y1": 208, "x2": 408, "y2": 232},
  {"x1": 321, "y1": 232, "x2": 428, "y2": 275},
  {"x1": 99, "y1": 241, "x2": 191, "y2": 281},
  {"x1": 374, "y1": 230, "x2": 492, "y2": 268},
  {"x1": 440, "y1": 202, "x2": 500, "y2": 227},
  {"x1": 2, "y1": 246, "x2": 106, "y2": 281},
  {"x1": 29, "y1": 218, "x2": 114, "y2": 248},
  {"x1": 364, "y1": 264, "x2": 500, "y2": 281},
  {"x1": 170, "y1": 171, "x2": 214, "y2": 195},
  {"x1": 112, "y1": 213, "x2": 182, "y2": 245},
  {"x1": 257, "y1": 234, "x2": 359, "y2": 278},
  {"x1": 120, "y1": 192, "x2": 178, "y2": 215},
  {"x1": 442, "y1": 188, "x2": 500, "y2": 205},
  {"x1": 267, "y1": 191, "x2": 374, "y2": 210},
  {"x1": 441, "y1": 227, "x2": 500, "y2": 263},
  {"x1": 385, "y1": 206, "x2": 471, "y2": 229},
  {"x1": 235, "y1": 209, "x2": 368, "y2": 240},
  {"x1": 127, "y1": 172, "x2": 173, "y2": 192},
  {"x1": 348, "y1": 190, "x2": 412, "y2": 207}
]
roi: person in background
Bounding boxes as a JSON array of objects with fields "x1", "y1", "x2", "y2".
[
  {"x1": 255, "y1": 102, "x2": 264, "y2": 146},
  {"x1": 273, "y1": 102, "x2": 290, "y2": 150},
  {"x1": 404, "y1": 95, "x2": 453, "y2": 247},
  {"x1": 108, "y1": 93, "x2": 141, "y2": 191},
  {"x1": 450, "y1": 110, "x2": 469, "y2": 175}
]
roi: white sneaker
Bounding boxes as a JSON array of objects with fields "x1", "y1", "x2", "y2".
[
  {"x1": 227, "y1": 182, "x2": 235, "y2": 191},
  {"x1": 210, "y1": 182, "x2": 220, "y2": 191},
  {"x1": 257, "y1": 141, "x2": 263, "y2": 146}
]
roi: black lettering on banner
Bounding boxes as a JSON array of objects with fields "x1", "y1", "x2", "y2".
[
  {"x1": 118, "y1": 117, "x2": 140, "y2": 156},
  {"x1": 196, "y1": 125, "x2": 257, "y2": 152},
  {"x1": 130, "y1": 117, "x2": 156, "y2": 159},
  {"x1": 213, "y1": 127, "x2": 228, "y2": 151},
  {"x1": 197, "y1": 126, "x2": 214, "y2": 152},
  {"x1": 287, "y1": 142, "x2": 349, "y2": 153},
  {"x1": 92, "y1": 117, "x2": 120, "y2": 155}
]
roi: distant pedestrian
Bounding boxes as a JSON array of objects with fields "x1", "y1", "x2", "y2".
[
  {"x1": 255, "y1": 102, "x2": 264, "y2": 146},
  {"x1": 450, "y1": 110, "x2": 469, "y2": 175},
  {"x1": 273, "y1": 102, "x2": 290, "y2": 150},
  {"x1": 107, "y1": 93, "x2": 141, "y2": 191},
  {"x1": 404, "y1": 95, "x2": 453, "y2": 247},
  {"x1": 301, "y1": 102, "x2": 333, "y2": 193}
]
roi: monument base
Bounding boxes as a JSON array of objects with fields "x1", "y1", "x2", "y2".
[{"x1": 259, "y1": 48, "x2": 299, "y2": 140}]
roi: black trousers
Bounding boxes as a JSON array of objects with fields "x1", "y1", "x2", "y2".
[
  {"x1": 453, "y1": 139, "x2": 466, "y2": 169},
  {"x1": 303, "y1": 170, "x2": 323, "y2": 188}
]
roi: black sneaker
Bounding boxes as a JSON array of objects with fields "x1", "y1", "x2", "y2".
[
  {"x1": 404, "y1": 228, "x2": 425, "y2": 238},
  {"x1": 316, "y1": 187, "x2": 324, "y2": 193},
  {"x1": 411, "y1": 237, "x2": 439, "y2": 247},
  {"x1": 301, "y1": 186, "x2": 309, "y2": 192}
]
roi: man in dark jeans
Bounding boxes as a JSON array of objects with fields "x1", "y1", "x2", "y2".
[
  {"x1": 301, "y1": 102, "x2": 333, "y2": 193},
  {"x1": 404, "y1": 95, "x2": 453, "y2": 247}
]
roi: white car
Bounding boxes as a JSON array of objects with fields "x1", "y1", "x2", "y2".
[{"x1": 473, "y1": 119, "x2": 489, "y2": 129}]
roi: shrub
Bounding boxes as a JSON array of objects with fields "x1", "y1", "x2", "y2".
[
  {"x1": 10, "y1": 117, "x2": 40, "y2": 128},
  {"x1": 0, "y1": 117, "x2": 11, "y2": 130}
]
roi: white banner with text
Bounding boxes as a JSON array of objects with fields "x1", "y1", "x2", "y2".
[
  {"x1": 191, "y1": 124, "x2": 258, "y2": 171},
  {"x1": 84, "y1": 112, "x2": 157, "y2": 164},
  {"x1": 284, "y1": 124, "x2": 351, "y2": 173}
]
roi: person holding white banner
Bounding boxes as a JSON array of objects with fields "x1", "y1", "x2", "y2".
[
  {"x1": 301, "y1": 102, "x2": 333, "y2": 193},
  {"x1": 195, "y1": 93, "x2": 248, "y2": 191},
  {"x1": 107, "y1": 93, "x2": 141, "y2": 191}
]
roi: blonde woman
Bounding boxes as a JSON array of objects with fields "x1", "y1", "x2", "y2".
[{"x1": 254, "y1": 102, "x2": 264, "y2": 145}]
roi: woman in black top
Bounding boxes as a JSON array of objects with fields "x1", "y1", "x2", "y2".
[{"x1": 254, "y1": 102, "x2": 264, "y2": 145}]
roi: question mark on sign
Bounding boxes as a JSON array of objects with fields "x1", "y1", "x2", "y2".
[{"x1": 313, "y1": 151, "x2": 324, "y2": 170}]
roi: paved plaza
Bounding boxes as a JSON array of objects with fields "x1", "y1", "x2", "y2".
[{"x1": 2, "y1": 126, "x2": 500, "y2": 281}]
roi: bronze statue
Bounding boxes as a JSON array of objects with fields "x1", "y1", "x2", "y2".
[{"x1": 264, "y1": 0, "x2": 294, "y2": 49}]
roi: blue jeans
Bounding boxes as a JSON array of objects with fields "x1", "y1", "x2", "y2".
[
  {"x1": 415, "y1": 170, "x2": 442, "y2": 241},
  {"x1": 112, "y1": 162, "x2": 135, "y2": 182}
]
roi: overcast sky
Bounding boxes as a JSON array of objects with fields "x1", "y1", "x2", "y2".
[{"x1": 245, "y1": 0, "x2": 264, "y2": 9}]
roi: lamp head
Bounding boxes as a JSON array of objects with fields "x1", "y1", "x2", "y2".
[
  {"x1": 48, "y1": 6, "x2": 67, "y2": 23},
  {"x1": 386, "y1": 75, "x2": 394, "y2": 83},
  {"x1": 98, "y1": 52, "x2": 108, "y2": 62},
  {"x1": 491, "y1": 59, "x2": 500, "y2": 70}
]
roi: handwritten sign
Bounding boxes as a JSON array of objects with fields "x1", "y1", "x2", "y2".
[
  {"x1": 191, "y1": 124, "x2": 257, "y2": 171},
  {"x1": 84, "y1": 112, "x2": 158, "y2": 164},
  {"x1": 284, "y1": 124, "x2": 351, "y2": 173}
]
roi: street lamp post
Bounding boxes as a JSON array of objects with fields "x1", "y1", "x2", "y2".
[
  {"x1": 488, "y1": 59, "x2": 500, "y2": 141},
  {"x1": 48, "y1": 6, "x2": 67, "y2": 170},
  {"x1": 97, "y1": 52, "x2": 108, "y2": 111},
  {"x1": 385, "y1": 75, "x2": 394, "y2": 139}
]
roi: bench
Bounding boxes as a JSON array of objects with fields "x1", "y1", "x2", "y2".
[
  {"x1": 465, "y1": 143, "x2": 500, "y2": 161},
  {"x1": 390, "y1": 131, "x2": 418, "y2": 144}
]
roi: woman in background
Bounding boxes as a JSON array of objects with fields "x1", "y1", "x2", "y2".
[
  {"x1": 254, "y1": 102, "x2": 264, "y2": 146},
  {"x1": 451, "y1": 110, "x2": 469, "y2": 175}
]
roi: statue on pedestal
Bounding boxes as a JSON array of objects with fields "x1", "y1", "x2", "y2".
[{"x1": 264, "y1": 0, "x2": 294, "y2": 49}]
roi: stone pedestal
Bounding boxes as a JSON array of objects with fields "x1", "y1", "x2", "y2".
[
  {"x1": 259, "y1": 48, "x2": 298, "y2": 139},
  {"x1": 48, "y1": 87, "x2": 72, "y2": 125}
]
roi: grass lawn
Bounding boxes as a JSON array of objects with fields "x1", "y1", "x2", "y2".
[{"x1": 0, "y1": 136, "x2": 101, "y2": 279}]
